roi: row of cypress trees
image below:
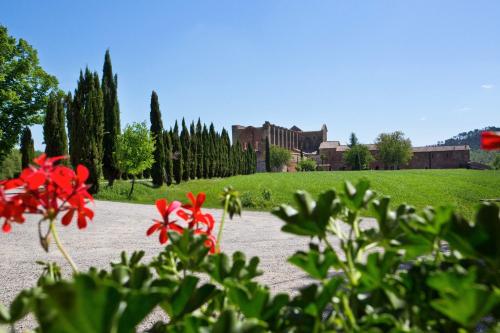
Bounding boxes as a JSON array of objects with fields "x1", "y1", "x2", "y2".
[
  {"x1": 38, "y1": 50, "x2": 257, "y2": 192},
  {"x1": 149, "y1": 92, "x2": 257, "y2": 186}
]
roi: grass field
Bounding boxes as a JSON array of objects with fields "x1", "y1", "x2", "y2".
[{"x1": 95, "y1": 169, "x2": 500, "y2": 219}]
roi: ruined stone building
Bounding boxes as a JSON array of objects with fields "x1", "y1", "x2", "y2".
[
  {"x1": 232, "y1": 121, "x2": 470, "y2": 171},
  {"x1": 232, "y1": 121, "x2": 327, "y2": 153},
  {"x1": 231, "y1": 121, "x2": 327, "y2": 171}
]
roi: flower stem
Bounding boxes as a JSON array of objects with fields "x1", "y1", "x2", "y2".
[
  {"x1": 49, "y1": 220, "x2": 78, "y2": 274},
  {"x1": 215, "y1": 196, "x2": 230, "y2": 252}
]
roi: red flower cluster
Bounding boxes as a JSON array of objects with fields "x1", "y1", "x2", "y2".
[
  {"x1": 0, "y1": 155, "x2": 93, "y2": 233},
  {"x1": 147, "y1": 192, "x2": 217, "y2": 253},
  {"x1": 481, "y1": 131, "x2": 500, "y2": 151}
]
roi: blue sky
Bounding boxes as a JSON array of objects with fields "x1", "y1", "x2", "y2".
[{"x1": 2, "y1": 0, "x2": 499, "y2": 149}]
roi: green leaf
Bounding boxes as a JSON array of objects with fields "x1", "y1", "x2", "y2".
[
  {"x1": 357, "y1": 252, "x2": 398, "y2": 292},
  {"x1": 227, "y1": 282, "x2": 269, "y2": 319},
  {"x1": 445, "y1": 203, "x2": 500, "y2": 267},
  {"x1": 427, "y1": 269, "x2": 500, "y2": 327},
  {"x1": 9, "y1": 289, "x2": 34, "y2": 323},
  {"x1": 35, "y1": 275, "x2": 122, "y2": 333},
  {"x1": 117, "y1": 290, "x2": 164, "y2": 333},
  {"x1": 341, "y1": 180, "x2": 375, "y2": 210},
  {"x1": 161, "y1": 275, "x2": 216, "y2": 319},
  {"x1": 212, "y1": 309, "x2": 266, "y2": 333},
  {"x1": 0, "y1": 302, "x2": 10, "y2": 323},
  {"x1": 274, "y1": 189, "x2": 342, "y2": 238},
  {"x1": 288, "y1": 246, "x2": 339, "y2": 280}
]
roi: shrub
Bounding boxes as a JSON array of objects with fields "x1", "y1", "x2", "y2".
[
  {"x1": 240, "y1": 189, "x2": 273, "y2": 209},
  {"x1": 1, "y1": 161, "x2": 499, "y2": 332},
  {"x1": 296, "y1": 158, "x2": 317, "y2": 171}
]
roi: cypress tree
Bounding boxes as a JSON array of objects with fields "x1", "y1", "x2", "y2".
[
  {"x1": 150, "y1": 91, "x2": 165, "y2": 186},
  {"x1": 196, "y1": 119, "x2": 204, "y2": 178},
  {"x1": 68, "y1": 68, "x2": 104, "y2": 194},
  {"x1": 265, "y1": 137, "x2": 271, "y2": 172},
  {"x1": 233, "y1": 141, "x2": 242, "y2": 175},
  {"x1": 239, "y1": 141, "x2": 245, "y2": 174},
  {"x1": 189, "y1": 121, "x2": 197, "y2": 179},
  {"x1": 65, "y1": 91, "x2": 75, "y2": 165},
  {"x1": 20, "y1": 127, "x2": 35, "y2": 169},
  {"x1": 215, "y1": 132, "x2": 222, "y2": 177},
  {"x1": 43, "y1": 92, "x2": 68, "y2": 160},
  {"x1": 172, "y1": 121, "x2": 183, "y2": 184},
  {"x1": 220, "y1": 129, "x2": 230, "y2": 177},
  {"x1": 101, "y1": 50, "x2": 121, "y2": 186},
  {"x1": 180, "y1": 118, "x2": 190, "y2": 181},
  {"x1": 246, "y1": 143, "x2": 254, "y2": 175},
  {"x1": 209, "y1": 123, "x2": 217, "y2": 178},
  {"x1": 202, "y1": 124, "x2": 210, "y2": 178},
  {"x1": 163, "y1": 130, "x2": 174, "y2": 186}
]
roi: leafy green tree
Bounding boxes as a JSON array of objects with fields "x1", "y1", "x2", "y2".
[
  {"x1": 265, "y1": 137, "x2": 271, "y2": 172},
  {"x1": 43, "y1": 92, "x2": 68, "y2": 160},
  {"x1": 116, "y1": 122, "x2": 155, "y2": 198},
  {"x1": 343, "y1": 133, "x2": 374, "y2": 170},
  {"x1": 189, "y1": 121, "x2": 197, "y2": 179},
  {"x1": 67, "y1": 69, "x2": 104, "y2": 194},
  {"x1": 375, "y1": 131, "x2": 413, "y2": 169},
  {"x1": 343, "y1": 144, "x2": 374, "y2": 170},
  {"x1": 101, "y1": 50, "x2": 121, "y2": 186},
  {"x1": 172, "y1": 122, "x2": 183, "y2": 184},
  {"x1": 150, "y1": 91, "x2": 165, "y2": 186},
  {"x1": 196, "y1": 119, "x2": 204, "y2": 179},
  {"x1": 180, "y1": 119, "x2": 191, "y2": 181},
  {"x1": 163, "y1": 130, "x2": 174, "y2": 186},
  {"x1": 20, "y1": 127, "x2": 35, "y2": 169},
  {"x1": 270, "y1": 145, "x2": 291, "y2": 171},
  {"x1": 0, "y1": 25, "x2": 58, "y2": 162}
]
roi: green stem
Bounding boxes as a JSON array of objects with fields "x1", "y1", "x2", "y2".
[
  {"x1": 49, "y1": 220, "x2": 79, "y2": 274},
  {"x1": 215, "y1": 197, "x2": 230, "y2": 252}
]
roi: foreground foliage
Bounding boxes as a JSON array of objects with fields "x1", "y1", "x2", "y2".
[{"x1": 2, "y1": 168, "x2": 499, "y2": 331}]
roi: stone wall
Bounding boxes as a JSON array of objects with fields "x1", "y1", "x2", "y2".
[{"x1": 319, "y1": 144, "x2": 470, "y2": 170}]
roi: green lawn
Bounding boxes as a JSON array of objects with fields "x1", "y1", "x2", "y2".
[{"x1": 95, "y1": 169, "x2": 500, "y2": 219}]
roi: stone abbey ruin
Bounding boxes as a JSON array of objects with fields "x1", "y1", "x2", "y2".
[{"x1": 232, "y1": 121, "x2": 470, "y2": 171}]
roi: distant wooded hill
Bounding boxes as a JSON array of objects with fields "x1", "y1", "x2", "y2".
[{"x1": 437, "y1": 126, "x2": 499, "y2": 165}]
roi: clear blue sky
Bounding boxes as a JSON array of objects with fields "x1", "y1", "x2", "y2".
[{"x1": 2, "y1": 0, "x2": 499, "y2": 149}]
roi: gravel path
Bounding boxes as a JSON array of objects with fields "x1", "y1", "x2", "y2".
[{"x1": 0, "y1": 200, "x2": 375, "y2": 331}]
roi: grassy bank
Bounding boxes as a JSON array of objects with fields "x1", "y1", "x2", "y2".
[{"x1": 95, "y1": 169, "x2": 500, "y2": 219}]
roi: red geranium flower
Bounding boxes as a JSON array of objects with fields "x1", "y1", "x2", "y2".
[
  {"x1": 0, "y1": 154, "x2": 94, "y2": 233},
  {"x1": 481, "y1": 131, "x2": 500, "y2": 151},
  {"x1": 177, "y1": 192, "x2": 215, "y2": 233},
  {"x1": 195, "y1": 229, "x2": 218, "y2": 254},
  {"x1": 147, "y1": 199, "x2": 183, "y2": 244}
]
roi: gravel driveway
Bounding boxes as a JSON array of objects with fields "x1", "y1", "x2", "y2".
[{"x1": 0, "y1": 200, "x2": 375, "y2": 331}]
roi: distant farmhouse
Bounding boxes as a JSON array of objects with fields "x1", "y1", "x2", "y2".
[{"x1": 232, "y1": 121, "x2": 470, "y2": 171}]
